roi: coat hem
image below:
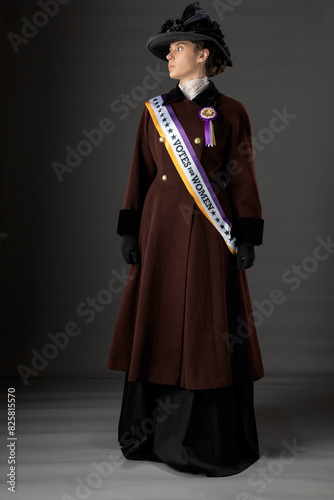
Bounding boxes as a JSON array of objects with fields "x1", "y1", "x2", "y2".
[{"x1": 107, "y1": 365, "x2": 264, "y2": 390}]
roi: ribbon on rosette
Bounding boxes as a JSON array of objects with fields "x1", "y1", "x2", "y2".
[{"x1": 199, "y1": 106, "x2": 217, "y2": 147}]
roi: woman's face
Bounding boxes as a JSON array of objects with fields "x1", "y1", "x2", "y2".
[{"x1": 166, "y1": 41, "x2": 208, "y2": 83}]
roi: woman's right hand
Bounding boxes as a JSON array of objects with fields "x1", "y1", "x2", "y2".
[{"x1": 121, "y1": 234, "x2": 140, "y2": 264}]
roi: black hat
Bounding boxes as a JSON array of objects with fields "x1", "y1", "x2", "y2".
[{"x1": 146, "y1": 2, "x2": 233, "y2": 67}]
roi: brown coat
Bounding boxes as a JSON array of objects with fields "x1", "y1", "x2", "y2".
[{"x1": 107, "y1": 80, "x2": 264, "y2": 390}]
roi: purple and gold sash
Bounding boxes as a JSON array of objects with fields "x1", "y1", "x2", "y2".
[{"x1": 145, "y1": 94, "x2": 237, "y2": 254}]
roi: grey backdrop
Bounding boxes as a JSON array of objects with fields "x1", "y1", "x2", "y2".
[{"x1": 1, "y1": 0, "x2": 333, "y2": 384}]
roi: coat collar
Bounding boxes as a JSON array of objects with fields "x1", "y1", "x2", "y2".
[{"x1": 162, "y1": 80, "x2": 220, "y2": 108}]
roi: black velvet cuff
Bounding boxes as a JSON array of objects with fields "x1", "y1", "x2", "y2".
[
  {"x1": 234, "y1": 217, "x2": 264, "y2": 246},
  {"x1": 117, "y1": 209, "x2": 141, "y2": 237}
]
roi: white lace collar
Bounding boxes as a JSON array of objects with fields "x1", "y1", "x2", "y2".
[{"x1": 178, "y1": 76, "x2": 209, "y2": 100}]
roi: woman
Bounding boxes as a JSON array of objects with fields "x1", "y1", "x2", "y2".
[{"x1": 107, "y1": 2, "x2": 264, "y2": 477}]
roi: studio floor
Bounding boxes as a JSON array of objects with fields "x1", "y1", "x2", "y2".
[{"x1": 1, "y1": 373, "x2": 334, "y2": 500}]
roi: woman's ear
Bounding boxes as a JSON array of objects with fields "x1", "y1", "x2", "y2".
[{"x1": 199, "y1": 49, "x2": 209, "y2": 62}]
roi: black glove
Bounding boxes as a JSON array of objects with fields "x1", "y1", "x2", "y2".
[
  {"x1": 121, "y1": 234, "x2": 140, "y2": 264},
  {"x1": 236, "y1": 242, "x2": 255, "y2": 270}
]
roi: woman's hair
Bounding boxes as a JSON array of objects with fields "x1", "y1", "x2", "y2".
[{"x1": 193, "y1": 40, "x2": 227, "y2": 77}]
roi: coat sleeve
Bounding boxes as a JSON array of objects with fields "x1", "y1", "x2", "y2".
[
  {"x1": 224, "y1": 102, "x2": 264, "y2": 246},
  {"x1": 116, "y1": 105, "x2": 157, "y2": 237}
]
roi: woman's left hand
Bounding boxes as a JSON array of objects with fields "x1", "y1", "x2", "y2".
[{"x1": 236, "y1": 242, "x2": 255, "y2": 270}]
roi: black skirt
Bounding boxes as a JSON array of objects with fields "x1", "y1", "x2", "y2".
[{"x1": 117, "y1": 372, "x2": 260, "y2": 477}]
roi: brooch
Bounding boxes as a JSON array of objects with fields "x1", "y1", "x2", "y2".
[{"x1": 199, "y1": 107, "x2": 217, "y2": 147}]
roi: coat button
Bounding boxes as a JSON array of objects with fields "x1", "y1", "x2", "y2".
[
  {"x1": 194, "y1": 137, "x2": 201, "y2": 144},
  {"x1": 159, "y1": 136, "x2": 166, "y2": 143},
  {"x1": 162, "y1": 174, "x2": 167, "y2": 181}
]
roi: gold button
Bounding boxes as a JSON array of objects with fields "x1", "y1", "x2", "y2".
[
  {"x1": 162, "y1": 174, "x2": 167, "y2": 181},
  {"x1": 194, "y1": 137, "x2": 201, "y2": 144},
  {"x1": 159, "y1": 136, "x2": 166, "y2": 143}
]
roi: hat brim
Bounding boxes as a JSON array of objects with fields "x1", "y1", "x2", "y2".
[{"x1": 146, "y1": 32, "x2": 233, "y2": 67}]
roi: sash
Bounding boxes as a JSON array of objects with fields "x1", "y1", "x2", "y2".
[{"x1": 145, "y1": 94, "x2": 237, "y2": 254}]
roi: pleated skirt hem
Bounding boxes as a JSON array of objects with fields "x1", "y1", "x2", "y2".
[{"x1": 117, "y1": 372, "x2": 260, "y2": 477}]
